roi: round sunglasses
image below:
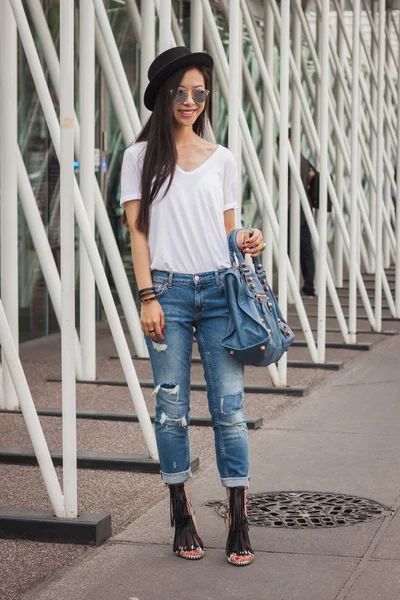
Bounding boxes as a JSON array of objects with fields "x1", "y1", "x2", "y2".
[{"x1": 170, "y1": 88, "x2": 210, "y2": 105}]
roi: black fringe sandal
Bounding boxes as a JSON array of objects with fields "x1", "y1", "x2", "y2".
[
  {"x1": 225, "y1": 486, "x2": 254, "y2": 566},
  {"x1": 169, "y1": 483, "x2": 204, "y2": 560}
]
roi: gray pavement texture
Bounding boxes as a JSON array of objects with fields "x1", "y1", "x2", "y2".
[{"x1": 1, "y1": 326, "x2": 397, "y2": 600}]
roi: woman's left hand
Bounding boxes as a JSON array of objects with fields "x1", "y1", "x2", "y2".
[{"x1": 242, "y1": 228, "x2": 265, "y2": 258}]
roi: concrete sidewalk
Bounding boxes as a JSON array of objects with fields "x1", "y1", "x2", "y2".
[{"x1": 22, "y1": 334, "x2": 400, "y2": 600}]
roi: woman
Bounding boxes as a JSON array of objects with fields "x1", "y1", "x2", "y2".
[{"x1": 120, "y1": 46, "x2": 264, "y2": 566}]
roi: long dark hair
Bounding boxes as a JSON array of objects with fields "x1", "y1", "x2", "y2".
[{"x1": 121, "y1": 65, "x2": 212, "y2": 235}]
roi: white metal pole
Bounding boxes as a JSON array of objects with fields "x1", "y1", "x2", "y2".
[
  {"x1": 300, "y1": 5, "x2": 395, "y2": 318},
  {"x1": 191, "y1": 0, "x2": 203, "y2": 51},
  {"x1": 375, "y1": 0, "x2": 385, "y2": 332},
  {"x1": 17, "y1": 149, "x2": 83, "y2": 378},
  {"x1": 326, "y1": 13, "x2": 397, "y2": 261},
  {"x1": 25, "y1": 0, "x2": 147, "y2": 359},
  {"x1": 154, "y1": 0, "x2": 176, "y2": 49},
  {"x1": 292, "y1": 0, "x2": 382, "y2": 325},
  {"x1": 229, "y1": 0, "x2": 241, "y2": 221},
  {"x1": 10, "y1": 0, "x2": 156, "y2": 456},
  {"x1": 203, "y1": 0, "x2": 319, "y2": 365},
  {"x1": 290, "y1": 4, "x2": 302, "y2": 290},
  {"x1": 140, "y1": 0, "x2": 155, "y2": 122},
  {"x1": 95, "y1": 21, "x2": 135, "y2": 142},
  {"x1": 74, "y1": 180, "x2": 159, "y2": 458},
  {"x1": 159, "y1": 0, "x2": 172, "y2": 53},
  {"x1": 278, "y1": 0, "x2": 290, "y2": 382},
  {"x1": 383, "y1": 10, "x2": 392, "y2": 269},
  {"x1": 125, "y1": 0, "x2": 141, "y2": 42},
  {"x1": 0, "y1": 0, "x2": 19, "y2": 410},
  {"x1": 0, "y1": 300, "x2": 65, "y2": 516},
  {"x1": 349, "y1": 0, "x2": 361, "y2": 344},
  {"x1": 92, "y1": 0, "x2": 141, "y2": 134},
  {"x1": 316, "y1": 0, "x2": 329, "y2": 362},
  {"x1": 237, "y1": 18, "x2": 243, "y2": 218},
  {"x1": 334, "y1": 0, "x2": 345, "y2": 287},
  {"x1": 333, "y1": 0, "x2": 397, "y2": 198},
  {"x1": 94, "y1": 28, "x2": 148, "y2": 358},
  {"x1": 369, "y1": 0, "x2": 378, "y2": 273},
  {"x1": 292, "y1": 0, "x2": 387, "y2": 323},
  {"x1": 331, "y1": 4, "x2": 397, "y2": 278},
  {"x1": 241, "y1": 0, "x2": 354, "y2": 341},
  {"x1": 209, "y1": 28, "x2": 278, "y2": 386},
  {"x1": 60, "y1": 0, "x2": 77, "y2": 518},
  {"x1": 314, "y1": 4, "x2": 323, "y2": 298},
  {"x1": 170, "y1": 3, "x2": 186, "y2": 46},
  {"x1": 396, "y1": 12, "x2": 400, "y2": 317},
  {"x1": 79, "y1": 0, "x2": 96, "y2": 380},
  {"x1": 263, "y1": 0, "x2": 274, "y2": 286}
]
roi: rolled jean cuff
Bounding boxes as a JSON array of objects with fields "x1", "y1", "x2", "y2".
[
  {"x1": 161, "y1": 468, "x2": 192, "y2": 485},
  {"x1": 221, "y1": 476, "x2": 249, "y2": 488}
]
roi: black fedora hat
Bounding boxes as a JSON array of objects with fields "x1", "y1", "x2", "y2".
[{"x1": 144, "y1": 46, "x2": 213, "y2": 111}]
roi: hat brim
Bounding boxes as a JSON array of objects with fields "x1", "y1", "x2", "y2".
[{"x1": 144, "y1": 52, "x2": 214, "y2": 111}]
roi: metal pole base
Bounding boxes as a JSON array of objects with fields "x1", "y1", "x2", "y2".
[
  {"x1": 0, "y1": 447, "x2": 200, "y2": 473},
  {"x1": 0, "y1": 507, "x2": 111, "y2": 545}
]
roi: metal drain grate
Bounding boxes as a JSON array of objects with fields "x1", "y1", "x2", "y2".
[{"x1": 205, "y1": 491, "x2": 391, "y2": 528}]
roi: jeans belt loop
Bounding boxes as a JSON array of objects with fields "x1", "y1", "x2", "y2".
[
  {"x1": 167, "y1": 271, "x2": 173, "y2": 288},
  {"x1": 214, "y1": 270, "x2": 220, "y2": 286}
]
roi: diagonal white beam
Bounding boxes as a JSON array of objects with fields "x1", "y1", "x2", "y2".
[
  {"x1": 25, "y1": 0, "x2": 147, "y2": 358},
  {"x1": 92, "y1": 0, "x2": 141, "y2": 133},
  {"x1": 0, "y1": 0, "x2": 19, "y2": 409},
  {"x1": 252, "y1": 0, "x2": 361, "y2": 337},
  {"x1": 16, "y1": 149, "x2": 83, "y2": 378},
  {"x1": 9, "y1": 0, "x2": 158, "y2": 459},
  {"x1": 203, "y1": 0, "x2": 320, "y2": 362},
  {"x1": 0, "y1": 300, "x2": 65, "y2": 516},
  {"x1": 294, "y1": 0, "x2": 396, "y2": 315}
]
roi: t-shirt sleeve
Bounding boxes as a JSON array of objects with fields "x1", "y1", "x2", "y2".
[
  {"x1": 223, "y1": 150, "x2": 239, "y2": 212},
  {"x1": 120, "y1": 146, "x2": 143, "y2": 206}
]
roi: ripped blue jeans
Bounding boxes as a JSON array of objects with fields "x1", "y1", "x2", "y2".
[{"x1": 145, "y1": 269, "x2": 249, "y2": 488}]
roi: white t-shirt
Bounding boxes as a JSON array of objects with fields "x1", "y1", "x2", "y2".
[{"x1": 120, "y1": 142, "x2": 238, "y2": 274}]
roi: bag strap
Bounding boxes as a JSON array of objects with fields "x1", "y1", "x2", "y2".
[{"x1": 227, "y1": 229, "x2": 263, "y2": 274}]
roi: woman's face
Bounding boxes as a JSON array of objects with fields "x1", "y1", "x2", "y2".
[{"x1": 171, "y1": 68, "x2": 207, "y2": 128}]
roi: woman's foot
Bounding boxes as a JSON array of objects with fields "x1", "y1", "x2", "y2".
[
  {"x1": 169, "y1": 483, "x2": 204, "y2": 560},
  {"x1": 225, "y1": 486, "x2": 254, "y2": 567}
]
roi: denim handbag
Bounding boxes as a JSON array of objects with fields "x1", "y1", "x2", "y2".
[{"x1": 221, "y1": 229, "x2": 295, "y2": 366}]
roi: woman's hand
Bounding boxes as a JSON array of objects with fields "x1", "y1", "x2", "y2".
[
  {"x1": 237, "y1": 228, "x2": 265, "y2": 258},
  {"x1": 141, "y1": 300, "x2": 165, "y2": 342}
]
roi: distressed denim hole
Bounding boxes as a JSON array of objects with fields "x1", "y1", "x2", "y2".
[
  {"x1": 159, "y1": 411, "x2": 188, "y2": 427},
  {"x1": 152, "y1": 340, "x2": 168, "y2": 352},
  {"x1": 154, "y1": 382, "x2": 187, "y2": 427},
  {"x1": 153, "y1": 382, "x2": 180, "y2": 398}
]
